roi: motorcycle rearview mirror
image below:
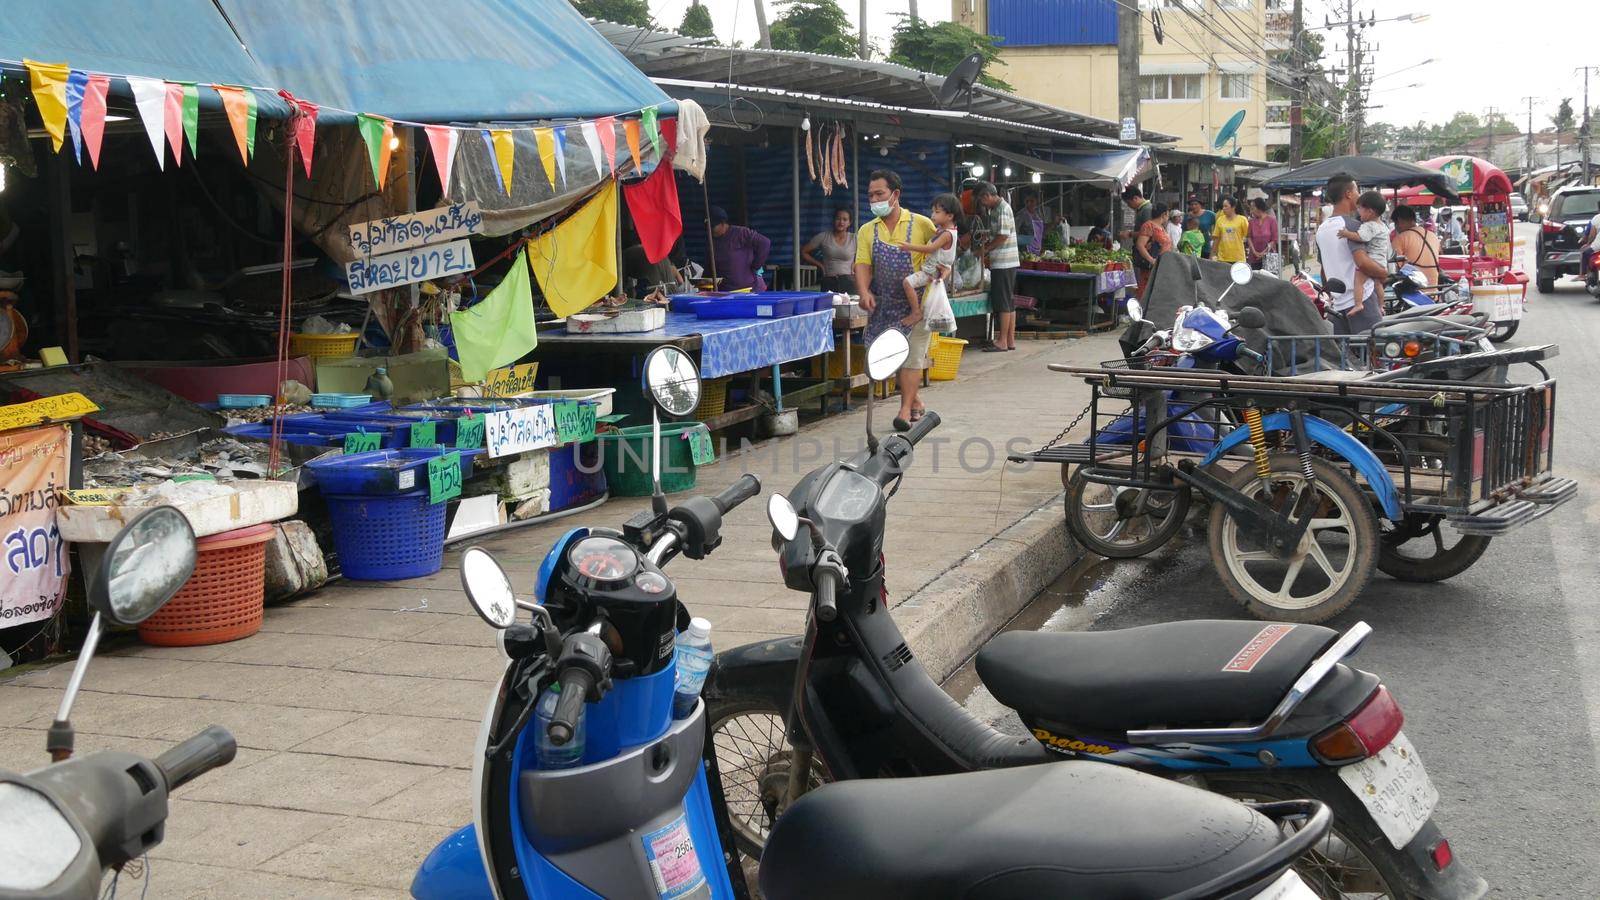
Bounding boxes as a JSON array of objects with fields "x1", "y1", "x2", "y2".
[
  {"x1": 53, "y1": 506, "x2": 197, "y2": 761},
  {"x1": 1323, "y1": 277, "x2": 1347, "y2": 295},
  {"x1": 767, "y1": 493, "x2": 800, "y2": 542},
  {"x1": 461, "y1": 547, "x2": 518, "y2": 629},
  {"x1": 863, "y1": 330, "x2": 910, "y2": 452},
  {"x1": 1125, "y1": 299, "x2": 1145, "y2": 323},
  {"x1": 1229, "y1": 261, "x2": 1253, "y2": 286},
  {"x1": 641, "y1": 345, "x2": 702, "y2": 516}
]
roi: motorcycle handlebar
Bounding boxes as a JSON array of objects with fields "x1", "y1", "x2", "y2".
[
  {"x1": 155, "y1": 725, "x2": 237, "y2": 792},
  {"x1": 814, "y1": 567, "x2": 839, "y2": 622},
  {"x1": 712, "y1": 474, "x2": 761, "y2": 515},
  {"x1": 547, "y1": 669, "x2": 594, "y2": 746},
  {"x1": 902, "y1": 410, "x2": 941, "y2": 447}
]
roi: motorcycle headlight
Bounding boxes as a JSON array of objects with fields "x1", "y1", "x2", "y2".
[
  {"x1": 1383, "y1": 341, "x2": 1403, "y2": 358},
  {"x1": 1171, "y1": 325, "x2": 1214, "y2": 353}
]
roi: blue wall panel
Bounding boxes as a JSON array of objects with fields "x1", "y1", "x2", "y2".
[{"x1": 988, "y1": 0, "x2": 1117, "y2": 47}]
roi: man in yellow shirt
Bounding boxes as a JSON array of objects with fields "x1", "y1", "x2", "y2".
[
  {"x1": 855, "y1": 169, "x2": 935, "y2": 430},
  {"x1": 1210, "y1": 196, "x2": 1250, "y2": 264}
]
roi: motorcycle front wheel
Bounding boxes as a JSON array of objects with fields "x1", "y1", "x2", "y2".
[
  {"x1": 707, "y1": 699, "x2": 830, "y2": 860},
  {"x1": 1064, "y1": 468, "x2": 1190, "y2": 558}
]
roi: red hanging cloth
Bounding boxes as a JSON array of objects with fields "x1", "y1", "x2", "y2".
[{"x1": 623, "y1": 162, "x2": 683, "y2": 265}]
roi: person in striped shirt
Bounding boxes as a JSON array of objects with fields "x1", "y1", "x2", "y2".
[{"x1": 975, "y1": 181, "x2": 1020, "y2": 351}]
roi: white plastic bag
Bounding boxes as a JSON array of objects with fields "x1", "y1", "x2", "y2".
[{"x1": 923, "y1": 279, "x2": 956, "y2": 334}]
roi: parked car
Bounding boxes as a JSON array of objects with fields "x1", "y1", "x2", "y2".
[
  {"x1": 1511, "y1": 192, "x2": 1530, "y2": 221},
  {"x1": 1535, "y1": 186, "x2": 1600, "y2": 293}
]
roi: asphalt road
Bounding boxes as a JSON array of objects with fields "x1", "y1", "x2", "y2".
[{"x1": 963, "y1": 223, "x2": 1600, "y2": 897}]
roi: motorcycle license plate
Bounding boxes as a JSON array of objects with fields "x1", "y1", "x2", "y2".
[
  {"x1": 1249, "y1": 869, "x2": 1321, "y2": 900},
  {"x1": 1337, "y1": 730, "x2": 1439, "y2": 849}
]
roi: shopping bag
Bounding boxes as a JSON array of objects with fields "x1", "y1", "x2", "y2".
[
  {"x1": 923, "y1": 278, "x2": 956, "y2": 333},
  {"x1": 1262, "y1": 250, "x2": 1283, "y2": 275}
]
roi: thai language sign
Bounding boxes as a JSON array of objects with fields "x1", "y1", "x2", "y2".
[
  {"x1": 345, "y1": 239, "x2": 476, "y2": 295},
  {"x1": 0, "y1": 426, "x2": 71, "y2": 629},
  {"x1": 484, "y1": 363, "x2": 540, "y2": 397},
  {"x1": 0, "y1": 393, "x2": 99, "y2": 433},
  {"x1": 348, "y1": 202, "x2": 485, "y2": 256},
  {"x1": 485, "y1": 404, "x2": 558, "y2": 458}
]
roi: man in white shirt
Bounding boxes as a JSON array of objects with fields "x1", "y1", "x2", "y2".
[{"x1": 1316, "y1": 175, "x2": 1386, "y2": 334}]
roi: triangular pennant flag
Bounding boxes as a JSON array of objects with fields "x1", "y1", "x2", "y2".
[
  {"x1": 641, "y1": 106, "x2": 661, "y2": 159},
  {"x1": 534, "y1": 128, "x2": 558, "y2": 189},
  {"x1": 662, "y1": 117, "x2": 679, "y2": 159},
  {"x1": 24, "y1": 60, "x2": 71, "y2": 153},
  {"x1": 216, "y1": 86, "x2": 256, "y2": 165},
  {"x1": 554, "y1": 127, "x2": 571, "y2": 187},
  {"x1": 163, "y1": 82, "x2": 185, "y2": 166},
  {"x1": 623, "y1": 119, "x2": 643, "y2": 174},
  {"x1": 181, "y1": 83, "x2": 200, "y2": 159},
  {"x1": 595, "y1": 117, "x2": 617, "y2": 174},
  {"x1": 357, "y1": 113, "x2": 395, "y2": 189},
  {"x1": 424, "y1": 125, "x2": 459, "y2": 193},
  {"x1": 65, "y1": 70, "x2": 88, "y2": 164},
  {"x1": 278, "y1": 92, "x2": 319, "y2": 179},
  {"x1": 480, "y1": 131, "x2": 505, "y2": 193},
  {"x1": 491, "y1": 129, "x2": 516, "y2": 196},
  {"x1": 126, "y1": 76, "x2": 167, "y2": 170},
  {"x1": 579, "y1": 121, "x2": 604, "y2": 176},
  {"x1": 81, "y1": 75, "x2": 110, "y2": 170}
]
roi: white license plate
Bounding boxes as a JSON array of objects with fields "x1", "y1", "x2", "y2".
[
  {"x1": 1337, "y1": 730, "x2": 1439, "y2": 849},
  {"x1": 1249, "y1": 869, "x2": 1321, "y2": 900}
]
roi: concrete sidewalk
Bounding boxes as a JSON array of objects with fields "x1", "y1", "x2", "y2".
[{"x1": 0, "y1": 332, "x2": 1118, "y2": 898}]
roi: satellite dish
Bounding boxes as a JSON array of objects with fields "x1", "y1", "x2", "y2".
[
  {"x1": 936, "y1": 53, "x2": 985, "y2": 110},
  {"x1": 1213, "y1": 109, "x2": 1247, "y2": 151}
]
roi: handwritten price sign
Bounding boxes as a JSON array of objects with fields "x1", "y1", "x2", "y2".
[
  {"x1": 485, "y1": 405, "x2": 558, "y2": 458},
  {"x1": 345, "y1": 239, "x2": 476, "y2": 295},
  {"x1": 553, "y1": 401, "x2": 596, "y2": 444},
  {"x1": 484, "y1": 363, "x2": 539, "y2": 397},
  {"x1": 686, "y1": 426, "x2": 715, "y2": 465},
  {"x1": 344, "y1": 431, "x2": 383, "y2": 453},
  {"x1": 427, "y1": 452, "x2": 463, "y2": 504},
  {"x1": 455, "y1": 414, "x2": 486, "y2": 449},
  {"x1": 409, "y1": 420, "x2": 438, "y2": 448},
  {"x1": 348, "y1": 201, "x2": 484, "y2": 256}
]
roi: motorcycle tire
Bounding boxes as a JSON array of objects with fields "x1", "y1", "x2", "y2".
[
  {"x1": 1202, "y1": 772, "x2": 1417, "y2": 900},
  {"x1": 1064, "y1": 468, "x2": 1190, "y2": 559},
  {"x1": 706, "y1": 698, "x2": 830, "y2": 861},
  {"x1": 1488, "y1": 320, "x2": 1519, "y2": 342},
  {"x1": 1378, "y1": 517, "x2": 1492, "y2": 583},
  {"x1": 1208, "y1": 454, "x2": 1379, "y2": 624}
]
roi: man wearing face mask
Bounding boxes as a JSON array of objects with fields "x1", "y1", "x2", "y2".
[{"x1": 856, "y1": 168, "x2": 936, "y2": 430}]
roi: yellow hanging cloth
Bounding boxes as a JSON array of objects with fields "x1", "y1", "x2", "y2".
[{"x1": 528, "y1": 183, "x2": 619, "y2": 318}]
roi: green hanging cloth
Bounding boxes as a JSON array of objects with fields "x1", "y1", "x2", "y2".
[{"x1": 450, "y1": 249, "x2": 538, "y2": 382}]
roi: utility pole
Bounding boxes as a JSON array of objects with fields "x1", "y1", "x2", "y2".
[
  {"x1": 1288, "y1": 0, "x2": 1306, "y2": 166},
  {"x1": 907, "y1": 0, "x2": 919, "y2": 24},
  {"x1": 753, "y1": 0, "x2": 771, "y2": 49},
  {"x1": 1579, "y1": 67, "x2": 1599, "y2": 184},
  {"x1": 1521, "y1": 95, "x2": 1538, "y2": 175},
  {"x1": 1343, "y1": 1, "x2": 1365, "y2": 155},
  {"x1": 1115, "y1": 0, "x2": 1141, "y2": 233}
]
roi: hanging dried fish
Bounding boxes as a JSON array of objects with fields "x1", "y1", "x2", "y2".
[
  {"x1": 834, "y1": 127, "x2": 847, "y2": 189},
  {"x1": 806, "y1": 124, "x2": 817, "y2": 183}
]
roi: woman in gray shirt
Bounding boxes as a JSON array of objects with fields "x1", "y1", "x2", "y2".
[{"x1": 803, "y1": 208, "x2": 857, "y2": 293}]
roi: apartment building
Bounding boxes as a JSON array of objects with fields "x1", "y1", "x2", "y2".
[{"x1": 953, "y1": 0, "x2": 1293, "y2": 161}]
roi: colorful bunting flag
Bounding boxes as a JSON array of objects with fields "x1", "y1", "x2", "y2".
[
  {"x1": 623, "y1": 119, "x2": 643, "y2": 173},
  {"x1": 181, "y1": 83, "x2": 200, "y2": 159},
  {"x1": 216, "y1": 86, "x2": 258, "y2": 165},
  {"x1": 357, "y1": 113, "x2": 395, "y2": 189},
  {"x1": 163, "y1": 82, "x2": 185, "y2": 166},
  {"x1": 554, "y1": 127, "x2": 571, "y2": 187},
  {"x1": 277, "y1": 92, "x2": 319, "y2": 179},
  {"x1": 450, "y1": 249, "x2": 538, "y2": 382},
  {"x1": 491, "y1": 129, "x2": 516, "y2": 196},
  {"x1": 479, "y1": 131, "x2": 504, "y2": 193},
  {"x1": 81, "y1": 75, "x2": 110, "y2": 170},
  {"x1": 24, "y1": 60, "x2": 70, "y2": 153},
  {"x1": 424, "y1": 125, "x2": 459, "y2": 194},
  {"x1": 661, "y1": 116, "x2": 678, "y2": 160},
  {"x1": 126, "y1": 76, "x2": 167, "y2": 169},
  {"x1": 65, "y1": 70, "x2": 88, "y2": 164},
  {"x1": 595, "y1": 117, "x2": 617, "y2": 174},
  {"x1": 529, "y1": 182, "x2": 619, "y2": 318},
  {"x1": 641, "y1": 106, "x2": 661, "y2": 158},
  {"x1": 579, "y1": 121, "x2": 604, "y2": 176},
  {"x1": 534, "y1": 128, "x2": 558, "y2": 189}
]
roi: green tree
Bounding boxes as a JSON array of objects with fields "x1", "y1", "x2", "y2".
[
  {"x1": 768, "y1": 0, "x2": 857, "y2": 57},
  {"x1": 679, "y1": 3, "x2": 715, "y2": 38},
  {"x1": 1552, "y1": 98, "x2": 1576, "y2": 132},
  {"x1": 888, "y1": 18, "x2": 1012, "y2": 92},
  {"x1": 570, "y1": 0, "x2": 651, "y2": 27}
]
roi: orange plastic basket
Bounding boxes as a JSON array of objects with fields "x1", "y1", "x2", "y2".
[{"x1": 137, "y1": 524, "x2": 274, "y2": 647}]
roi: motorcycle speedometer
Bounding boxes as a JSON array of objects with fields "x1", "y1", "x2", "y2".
[{"x1": 566, "y1": 536, "x2": 639, "y2": 590}]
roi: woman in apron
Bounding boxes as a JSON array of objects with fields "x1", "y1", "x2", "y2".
[{"x1": 864, "y1": 215, "x2": 931, "y2": 430}]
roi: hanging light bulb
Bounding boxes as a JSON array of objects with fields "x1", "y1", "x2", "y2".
[
  {"x1": 971, "y1": 164, "x2": 986, "y2": 177},
  {"x1": 388, "y1": 135, "x2": 401, "y2": 151},
  {"x1": 919, "y1": 152, "x2": 927, "y2": 161},
  {"x1": 1031, "y1": 172, "x2": 1042, "y2": 184},
  {"x1": 879, "y1": 147, "x2": 888, "y2": 156},
  {"x1": 801, "y1": 115, "x2": 811, "y2": 132},
  {"x1": 1003, "y1": 166, "x2": 1013, "y2": 177}
]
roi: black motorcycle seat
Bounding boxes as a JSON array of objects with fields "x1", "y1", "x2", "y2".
[
  {"x1": 976, "y1": 620, "x2": 1340, "y2": 733},
  {"x1": 759, "y1": 762, "x2": 1283, "y2": 900}
]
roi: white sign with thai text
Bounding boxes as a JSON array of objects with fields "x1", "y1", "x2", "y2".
[
  {"x1": 349, "y1": 201, "x2": 485, "y2": 256},
  {"x1": 345, "y1": 239, "x2": 476, "y2": 295},
  {"x1": 485, "y1": 404, "x2": 558, "y2": 458}
]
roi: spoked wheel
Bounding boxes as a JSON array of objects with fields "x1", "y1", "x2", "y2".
[
  {"x1": 1378, "y1": 514, "x2": 1491, "y2": 582},
  {"x1": 1208, "y1": 454, "x2": 1378, "y2": 623},
  {"x1": 708, "y1": 700, "x2": 829, "y2": 860},
  {"x1": 1064, "y1": 467, "x2": 1191, "y2": 558}
]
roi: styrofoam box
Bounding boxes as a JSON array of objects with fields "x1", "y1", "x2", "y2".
[
  {"x1": 566, "y1": 307, "x2": 666, "y2": 334},
  {"x1": 59, "y1": 480, "x2": 300, "y2": 543}
]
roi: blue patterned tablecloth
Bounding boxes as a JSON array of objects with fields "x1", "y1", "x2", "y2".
[
  {"x1": 1098, "y1": 269, "x2": 1137, "y2": 295},
  {"x1": 661, "y1": 310, "x2": 836, "y2": 379}
]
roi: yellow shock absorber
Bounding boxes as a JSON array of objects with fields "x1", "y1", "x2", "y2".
[{"x1": 1242, "y1": 406, "x2": 1271, "y2": 480}]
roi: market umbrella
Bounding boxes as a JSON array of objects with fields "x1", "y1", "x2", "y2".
[{"x1": 1261, "y1": 155, "x2": 1461, "y2": 201}]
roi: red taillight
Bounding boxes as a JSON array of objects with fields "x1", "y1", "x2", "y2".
[
  {"x1": 1310, "y1": 686, "x2": 1405, "y2": 763},
  {"x1": 1430, "y1": 839, "x2": 1455, "y2": 872},
  {"x1": 1542, "y1": 220, "x2": 1563, "y2": 235}
]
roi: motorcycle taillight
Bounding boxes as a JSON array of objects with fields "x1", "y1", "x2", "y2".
[{"x1": 1310, "y1": 686, "x2": 1404, "y2": 764}]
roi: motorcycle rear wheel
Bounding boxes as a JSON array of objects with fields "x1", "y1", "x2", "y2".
[
  {"x1": 1378, "y1": 515, "x2": 1491, "y2": 583},
  {"x1": 1064, "y1": 468, "x2": 1190, "y2": 558},
  {"x1": 1487, "y1": 320, "x2": 1518, "y2": 342}
]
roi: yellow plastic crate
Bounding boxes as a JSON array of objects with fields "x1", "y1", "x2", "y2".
[
  {"x1": 928, "y1": 335, "x2": 968, "y2": 381},
  {"x1": 288, "y1": 332, "x2": 360, "y2": 361}
]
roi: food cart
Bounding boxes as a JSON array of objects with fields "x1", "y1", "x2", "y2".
[{"x1": 1396, "y1": 156, "x2": 1528, "y2": 341}]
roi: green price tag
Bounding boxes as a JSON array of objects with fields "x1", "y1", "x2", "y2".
[
  {"x1": 427, "y1": 451, "x2": 463, "y2": 504},
  {"x1": 455, "y1": 413, "x2": 486, "y2": 449},
  {"x1": 172, "y1": 473, "x2": 216, "y2": 484},
  {"x1": 687, "y1": 426, "x2": 715, "y2": 465},
  {"x1": 409, "y1": 420, "x2": 438, "y2": 448},
  {"x1": 554, "y1": 400, "x2": 597, "y2": 444},
  {"x1": 344, "y1": 431, "x2": 382, "y2": 453}
]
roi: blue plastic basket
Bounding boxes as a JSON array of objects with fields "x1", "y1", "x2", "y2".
[
  {"x1": 694, "y1": 297, "x2": 797, "y2": 319},
  {"x1": 311, "y1": 393, "x2": 373, "y2": 408},
  {"x1": 326, "y1": 489, "x2": 447, "y2": 580},
  {"x1": 218, "y1": 394, "x2": 272, "y2": 409},
  {"x1": 307, "y1": 448, "x2": 481, "y2": 495}
]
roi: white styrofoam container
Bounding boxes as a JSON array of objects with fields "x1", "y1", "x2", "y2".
[
  {"x1": 566, "y1": 307, "x2": 666, "y2": 334},
  {"x1": 59, "y1": 480, "x2": 300, "y2": 543}
]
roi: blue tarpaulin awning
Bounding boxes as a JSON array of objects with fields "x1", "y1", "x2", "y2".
[
  {"x1": 1, "y1": 0, "x2": 670, "y2": 123},
  {"x1": 980, "y1": 144, "x2": 1154, "y2": 190}
]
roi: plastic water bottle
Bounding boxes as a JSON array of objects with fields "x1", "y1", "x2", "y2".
[
  {"x1": 534, "y1": 684, "x2": 584, "y2": 769},
  {"x1": 364, "y1": 366, "x2": 394, "y2": 401},
  {"x1": 672, "y1": 618, "x2": 714, "y2": 719}
]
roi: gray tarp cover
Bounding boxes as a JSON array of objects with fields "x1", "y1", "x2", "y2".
[{"x1": 1140, "y1": 255, "x2": 1338, "y2": 374}]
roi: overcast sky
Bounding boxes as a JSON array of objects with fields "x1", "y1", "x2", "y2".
[{"x1": 645, "y1": 0, "x2": 1591, "y2": 130}]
